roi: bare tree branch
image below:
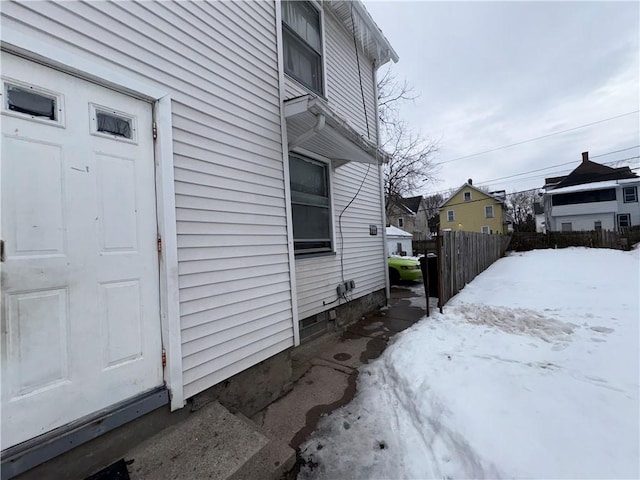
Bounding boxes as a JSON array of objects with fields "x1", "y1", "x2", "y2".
[{"x1": 378, "y1": 69, "x2": 440, "y2": 218}]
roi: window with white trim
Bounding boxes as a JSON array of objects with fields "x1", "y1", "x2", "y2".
[
  {"x1": 485, "y1": 205, "x2": 494, "y2": 218},
  {"x1": 464, "y1": 191, "x2": 471, "y2": 202},
  {"x1": 447, "y1": 210, "x2": 454, "y2": 222},
  {"x1": 623, "y1": 186, "x2": 638, "y2": 203},
  {"x1": 618, "y1": 213, "x2": 631, "y2": 228},
  {"x1": 282, "y1": 1, "x2": 323, "y2": 94},
  {"x1": 290, "y1": 154, "x2": 332, "y2": 254},
  {"x1": 594, "y1": 220, "x2": 602, "y2": 231},
  {"x1": 481, "y1": 226, "x2": 490, "y2": 234}
]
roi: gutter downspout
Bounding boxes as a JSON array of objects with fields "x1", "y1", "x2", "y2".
[{"x1": 288, "y1": 113, "x2": 326, "y2": 150}]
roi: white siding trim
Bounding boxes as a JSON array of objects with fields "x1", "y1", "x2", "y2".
[
  {"x1": 2, "y1": 26, "x2": 185, "y2": 410},
  {"x1": 154, "y1": 96, "x2": 184, "y2": 411},
  {"x1": 276, "y1": 0, "x2": 300, "y2": 346}
]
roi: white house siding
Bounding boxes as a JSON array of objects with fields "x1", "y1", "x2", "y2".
[
  {"x1": 283, "y1": 6, "x2": 377, "y2": 141},
  {"x1": 282, "y1": 6, "x2": 385, "y2": 320},
  {"x1": 296, "y1": 162, "x2": 386, "y2": 320},
  {"x1": 617, "y1": 183, "x2": 640, "y2": 226},
  {"x1": 324, "y1": 8, "x2": 377, "y2": 141},
  {"x1": 552, "y1": 214, "x2": 616, "y2": 232},
  {"x1": 1, "y1": 0, "x2": 295, "y2": 400}
]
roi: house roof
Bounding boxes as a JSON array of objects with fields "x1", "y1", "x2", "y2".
[
  {"x1": 546, "y1": 177, "x2": 640, "y2": 195},
  {"x1": 386, "y1": 226, "x2": 412, "y2": 238},
  {"x1": 439, "y1": 183, "x2": 506, "y2": 209},
  {"x1": 401, "y1": 196, "x2": 423, "y2": 214},
  {"x1": 544, "y1": 152, "x2": 637, "y2": 189}
]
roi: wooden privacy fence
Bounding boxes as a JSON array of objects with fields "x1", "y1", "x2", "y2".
[
  {"x1": 437, "y1": 231, "x2": 511, "y2": 311},
  {"x1": 509, "y1": 228, "x2": 639, "y2": 252}
]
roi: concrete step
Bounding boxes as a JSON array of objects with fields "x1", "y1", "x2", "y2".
[{"x1": 125, "y1": 401, "x2": 295, "y2": 480}]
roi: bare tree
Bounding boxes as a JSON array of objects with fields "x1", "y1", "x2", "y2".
[
  {"x1": 506, "y1": 189, "x2": 538, "y2": 232},
  {"x1": 423, "y1": 193, "x2": 444, "y2": 233},
  {"x1": 378, "y1": 68, "x2": 439, "y2": 217}
]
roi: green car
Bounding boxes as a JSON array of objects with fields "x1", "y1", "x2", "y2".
[{"x1": 388, "y1": 256, "x2": 422, "y2": 283}]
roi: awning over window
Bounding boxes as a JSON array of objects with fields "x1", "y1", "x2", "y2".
[{"x1": 284, "y1": 95, "x2": 388, "y2": 167}]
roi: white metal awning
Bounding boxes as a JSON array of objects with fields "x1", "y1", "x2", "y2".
[{"x1": 284, "y1": 95, "x2": 388, "y2": 168}]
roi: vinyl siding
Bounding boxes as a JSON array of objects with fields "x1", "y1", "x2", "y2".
[
  {"x1": 282, "y1": 6, "x2": 385, "y2": 318},
  {"x1": 295, "y1": 162, "x2": 386, "y2": 319},
  {"x1": 440, "y1": 188, "x2": 506, "y2": 234},
  {"x1": 283, "y1": 5, "x2": 377, "y2": 140},
  {"x1": 1, "y1": 0, "x2": 295, "y2": 399}
]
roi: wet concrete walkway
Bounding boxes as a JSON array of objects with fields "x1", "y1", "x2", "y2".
[{"x1": 251, "y1": 283, "x2": 434, "y2": 473}]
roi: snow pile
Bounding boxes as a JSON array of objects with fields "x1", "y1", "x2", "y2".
[{"x1": 299, "y1": 247, "x2": 640, "y2": 479}]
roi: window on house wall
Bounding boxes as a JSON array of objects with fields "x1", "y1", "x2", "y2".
[
  {"x1": 398, "y1": 218, "x2": 404, "y2": 228},
  {"x1": 485, "y1": 205, "x2": 494, "y2": 218},
  {"x1": 481, "y1": 226, "x2": 489, "y2": 234},
  {"x1": 617, "y1": 213, "x2": 631, "y2": 229},
  {"x1": 290, "y1": 154, "x2": 331, "y2": 254},
  {"x1": 594, "y1": 221, "x2": 602, "y2": 231},
  {"x1": 447, "y1": 210, "x2": 454, "y2": 222},
  {"x1": 282, "y1": 1, "x2": 323, "y2": 94},
  {"x1": 464, "y1": 191, "x2": 472, "y2": 202},
  {"x1": 396, "y1": 242, "x2": 402, "y2": 253},
  {"x1": 561, "y1": 222, "x2": 572, "y2": 232},
  {"x1": 623, "y1": 186, "x2": 638, "y2": 203}
]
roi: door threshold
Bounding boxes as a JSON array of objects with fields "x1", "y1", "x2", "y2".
[{"x1": 1, "y1": 386, "x2": 168, "y2": 479}]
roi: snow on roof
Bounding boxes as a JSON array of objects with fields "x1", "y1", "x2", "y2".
[
  {"x1": 386, "y1": 226, "x2": 413, "y2": 237},
  {"x1": 546, "y1": 177, "x2": 639, "y2": 195}
]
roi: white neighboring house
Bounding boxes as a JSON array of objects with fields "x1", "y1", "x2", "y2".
[
  {"x1": 386, "y1": 226, "x2": 414, "y2": 256},
  {"x1": 543, "y1": 152, "x2": 639, "y2": 232},
  {"x1": 0, "y1": 0, "x2": 397, "y2": 475}
]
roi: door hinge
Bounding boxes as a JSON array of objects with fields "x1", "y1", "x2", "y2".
[
  {"x1": 152, "y1": 121, "x2": 158, "y2": 140},
  {"x1": 157, "y1": 235, "x2": 162, "y2": 253},
  {"x1": 162, "y1": 348, "x2": 167, "y2": 368}
]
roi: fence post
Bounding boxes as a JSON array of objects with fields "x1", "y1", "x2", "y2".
[{"x1": 419, "y1": 256, "x2": 429, "y2": 317}]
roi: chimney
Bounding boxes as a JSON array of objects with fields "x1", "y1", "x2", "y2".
[
  {"x1": 582, "y1": 151, "x2": 589, "y2": 163},
  {"x1": 467, "y1": 178, "x2": 473, "y2": 185}
]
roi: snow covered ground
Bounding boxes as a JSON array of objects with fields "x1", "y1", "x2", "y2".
[{"x1": 299, "y1": 247, "x2": 640, "y2": 479}]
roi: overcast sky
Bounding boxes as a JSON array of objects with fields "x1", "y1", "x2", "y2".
[{"x1": 364, "y1": 0, "x2": 640, "y2": 197}]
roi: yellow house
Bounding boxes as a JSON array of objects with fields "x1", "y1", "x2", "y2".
[{"x1": 439, "y1": 181, "x2": 508, "y2": 234}]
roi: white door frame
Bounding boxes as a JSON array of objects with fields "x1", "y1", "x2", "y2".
[{"x1": 1, "y1": 27, "x2": 185, "y2": 411}]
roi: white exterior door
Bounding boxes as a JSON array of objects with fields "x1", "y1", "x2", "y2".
[{"x1": 1, "y1": 53, "x2": 163, "y2": 449}]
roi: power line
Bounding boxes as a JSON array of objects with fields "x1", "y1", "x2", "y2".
[
  {"x1": 422, "y1": 153, "x2": 640, "y2": 197},
  {"x1": 474, "y1": 156, "x2": 640, "y2": 187},
  {"x1": 591, "y1": 145, "x2": 639, "y2": 158},
  {"x1": 435, "y1": 111, "x2": 640, "y2": 165}
]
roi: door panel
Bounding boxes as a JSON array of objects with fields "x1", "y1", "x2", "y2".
[{"x1": 1, "y1": 53, "x2": 163, "y2": 449}]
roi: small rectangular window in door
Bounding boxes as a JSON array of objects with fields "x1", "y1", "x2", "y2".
[{"x1": 90, "y1": 104, "x2": 137, "y2": 143}]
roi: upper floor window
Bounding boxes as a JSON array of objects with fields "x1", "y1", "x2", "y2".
[
  {"x1": 290, "y1": 154, "x2": 332, "y2": 254},
  {"x1": 464, "y1": 191, "x2": 471, "y2": 202},
  {"x1": 282, "y1": 1, "x2": 323, "y2": 94},
  {"x1": 398, "y1": 218, "x2": 404, "y2": 228},
  {"x1": 447, "y1": 210, "x2": 454, "y2": 222},
  {"x1": 485, "y1": 205, "x2": 494, "y2": 218},
  {"x1": 623, "y1": 186, "x2": 638, "y2": 203}
]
